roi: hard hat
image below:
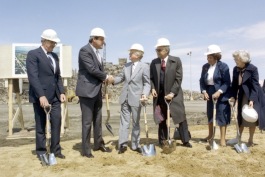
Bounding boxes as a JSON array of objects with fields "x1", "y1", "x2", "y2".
[
  {"x1": 41, "y1": 29, "x2": 60, "y2": 43},
  {"x1": 129, "y1": 43, "x2": 144, "y2": 52},
  {"x1": 242, "y1": 104, "x2": 258, "y2": 123},
  {"x1": 155, "y1": 38, "x2": 170, "y2": 48},
  {"x1": 204, "y1": 44, "x2": 221, "y2": 55},
  {"x1": 90, "y1": 27, "x2": 105, "y2": 37}
]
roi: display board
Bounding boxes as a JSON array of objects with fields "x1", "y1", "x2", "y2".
[{"x1": 0, "y1": 43, "x2": 72, "y2": 78}]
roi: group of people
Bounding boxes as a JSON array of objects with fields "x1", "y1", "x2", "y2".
[
  {"x1": 75, "y1": 28, "x2": 192, "y2": 158},
  {"x1": 200, "y1": 44, "x2": 265, "y2": 147},
  {"x1": 26, "y1": 27, "x2": 265, "y2": 162}
]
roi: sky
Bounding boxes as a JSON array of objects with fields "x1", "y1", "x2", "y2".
[{"x1": 1, "y1": 0, "x2": 265, "y2": 91}]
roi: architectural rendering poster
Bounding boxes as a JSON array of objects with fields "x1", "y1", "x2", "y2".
[{"x1": 12, "y1": 43, "x2": 62, "y2": 78}]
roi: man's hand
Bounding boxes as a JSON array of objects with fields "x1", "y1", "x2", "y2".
[
  {"x1": 107, "y1": 75, "x2": 114, "y2": 85},
  {"x1": 141, "y1": 94, "x2": 147, "y2": 100},
  {"x1": 39, "y1": 96, "x2": 49, "y2": 108},
  {"x1": 165, "y1": 93, "x2": 174, "y2": 100},
  {"x1": 60, "y1": 94, "x2": 66, "y2": 103},
  {"x1": 151, "y1": 89, "x2": 157, "y2": 97}
]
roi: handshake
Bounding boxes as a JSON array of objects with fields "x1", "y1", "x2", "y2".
[{"x1": 105, "y1": 75, "x2": 114, "y2": 85}]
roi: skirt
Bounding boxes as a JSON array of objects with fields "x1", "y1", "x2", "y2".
[{"x1": 206, "y1": 86, "x2": 231, "y2": 126}]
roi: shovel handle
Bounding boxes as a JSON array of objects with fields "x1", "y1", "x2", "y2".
[
  {"x1": 105, "y1": 85, "x2": 110, "y2": 123},
  {"x1": 143, "y1": 105, "x2": 148, "y2": 138},
  {"x1": 212, "y1": 98, "x2": 217, "y2": 127}
]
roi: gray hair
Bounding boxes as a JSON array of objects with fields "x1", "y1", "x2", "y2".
[{"x1": 232, "y1": 50, "x2": 251, "y2": 63}]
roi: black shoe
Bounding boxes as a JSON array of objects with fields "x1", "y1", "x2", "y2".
[
  {"x1": 55, "y1": 153, "x2": 66, "y2": 159},
  {"x1": 95, "y1": 145, "x2": 112, "y2": 153},
  {"x1": 82, "y1": 153, "x2": 94, "y2": 158},
  {"x1": 132, "y1": 147, "x2": 142, "y2": 154},
  {"x1": 118, "y1": 146, "x2": 127, "y2": 154},
  {"x1": 183, "y1": 142, "x2": 192, "y2": 148}
]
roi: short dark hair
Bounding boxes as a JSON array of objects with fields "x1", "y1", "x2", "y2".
[
  {"x1": 89, "y1": 36, "x2": 99, "y2": 43},
  {"x1": 210, "y1": 53, "x2": 222, "y2": 61}
]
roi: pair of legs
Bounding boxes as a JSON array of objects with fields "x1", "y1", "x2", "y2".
[
  {"x1": 205, "y1": 123, "x2": 227, "y2": 146},
  {"x1": 118, "y1": 101, "x2": 141, "y2": 150},
  {"x1": 79, "y1": 94, "x2": 104, "y2": 156},
  {"x1": 239, "y1": 126, "x2": 256, "y2": 146}
]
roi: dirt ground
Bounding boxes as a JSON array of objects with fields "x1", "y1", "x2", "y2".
[{"x1": 0, "y1": 101, "x2": 265, "y2": 177}]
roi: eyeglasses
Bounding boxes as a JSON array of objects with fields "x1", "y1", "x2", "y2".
[{"x1": 46, "y1": 40, "x2": 57, "y2": 46}]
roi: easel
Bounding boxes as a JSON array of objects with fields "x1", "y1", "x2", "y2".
[
  {"x1": 7, "y1": 79, "x2": 25, "y2": 136},
  {"x1": 6, "y1": 78, "x2": 69, "y2": 139}
]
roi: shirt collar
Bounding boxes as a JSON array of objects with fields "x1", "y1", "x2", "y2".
[
  {"x1": 89, "y1": 43, "x2": 98, "y2": 54},
  {"x1": 41, "y1": 46, "x2": 49, "y2": 55},
  {"x1": 161, "y1": 55, "x2": 168, "y2": 63}
]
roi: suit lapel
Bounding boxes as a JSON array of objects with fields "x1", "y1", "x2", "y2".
[
  {"x1": 38, "y1": 47, "x2": 55, "y2": 74},
  {"x1": 88, "y1": 44, "x2": 103, "y2": 70},
  {"x1": 127, "y1": 63, "x2": 133, "y2": 79},
  {"x1": 213, "y1": 62, "x2": 219, "y2": 81},
  {"x1": 155, "y1": 59, "x2": 161, "y2": 85}
]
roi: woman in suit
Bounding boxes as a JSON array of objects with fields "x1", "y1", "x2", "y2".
[
  {"x1": 230, "y1": 50, "x2": 260, "y2": 146},
  {"x1": 199, "y1": 45, "x2": 231, "y2": 146}
]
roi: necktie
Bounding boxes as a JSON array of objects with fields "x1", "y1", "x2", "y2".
[
  {"x1": 161, "y1": 59, "x2": 166, "y2": 71},
  {"x1": 47, "y1": 54, "x2": 55, "y2": 73},
  {"x1": 47, "y1": 55, "x2": 53, "y2": 66}
]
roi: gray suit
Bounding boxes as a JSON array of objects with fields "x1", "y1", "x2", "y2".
[
  {"x1": 76, "y1": 44, "x2": 106, "y2": 156},
  {"x1": 114, "y1": 61, "x2": 150, "y2": 149}
]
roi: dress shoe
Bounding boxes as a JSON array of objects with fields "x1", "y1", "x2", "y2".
[
  {"x1": 118, "y1": 146, "x2": 127, "y2": 154},
  {"x1": 82, "y1": 154, "x2": 94, "y2": 158},
  {"x1": 55, "y1": 153, "x2": 66, "y2": 159},
  {"x1": 95, "y1": 145, "x2": 112, "y2": 153},
  {"x1": 132, "y1": 147, "x2": 142, "y2": 154},
  {"x1": 183, "y1": 142, "x2": 192, "y2": 148}
]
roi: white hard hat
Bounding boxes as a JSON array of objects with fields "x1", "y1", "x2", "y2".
[
  {"x1": 129, "y1": 43, "x2": 144, "y2": 52},
  {"x1": 90, "y1": 27, "x2": 105, "y2": 37},
  {"x1": 41, "y1": 29, "x2": 60, "y2": 43},
  {"x1": 155, "y1": 38, "x2": 170, "y2": 48},
  {"x1": 204, "y1": 44, "x2": 221, "y2": 55},
  {"x1": 242, "y1": 104, "x2": 258, "y2": 123}
]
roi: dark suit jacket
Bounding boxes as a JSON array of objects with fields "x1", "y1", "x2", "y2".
[
  {"x1": 76, "y1": 44, "x2": 106, "y2": 98},
  {"x1": 231, "y1": 63, "x2": 259, "y2": 104},
  {"x1": 199, "y1": 61, "x2": 231, "y2": 102},
  {"x1": 150, "y1": 55, "x2": 186, "y2": 124},
  {"x1": 231, "y1": 63, "x2": 265, "y2": 129},
  {"x1": 26, "y1": 47, "x2": 64, "y2": 103}
]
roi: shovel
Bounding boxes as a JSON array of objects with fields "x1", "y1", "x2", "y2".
[
  {"x1": 104, "y1": 84, "x2": 114, "y2": 136},
  {"x1": 43, "y1": 105, "x2": 57, "y2": 166},
  {"x1": 162, "y1": 98, "x2": 176, "y2": 154},
  {"x1": 140, "y1": 98, "x2": 156, "y2": 156},
  {"x1": 227, "y1": 99, "x2": 249, "y2": 153},
  {"x1": 209, "y1": 98, "x2": 219, "y2": 150}
]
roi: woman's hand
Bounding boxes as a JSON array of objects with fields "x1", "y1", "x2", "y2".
[
  {"x1": 203, "y1": 92, "x2": 209, "y2": 101},
  {"x1": 212, "y1": 91, "x2": 221, "y2": 100},
  {"x1": 249, "y1": 100, "x2": 254, "y2": 108}
]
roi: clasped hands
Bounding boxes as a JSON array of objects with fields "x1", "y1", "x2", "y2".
[
  {"x1": 151, "y1": 89, "x2": 174, "y2": 100},
  {"x1": 104, "y1": 75, "x2": 114, "y2": 85}
]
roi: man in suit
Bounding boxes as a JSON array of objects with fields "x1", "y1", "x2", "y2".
[
  {"x1": 76, "y1": 27, "x2": 112, "y2": 158},
  {"x1": 150, "y1": 38, "x2": 192, "y2": 148},
  {"x1": 26, "y1": 29, "x2": 66, "y2": 159},
  {"x1": 108, "y1": 43, "x2": 150, "y2": 154}
]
